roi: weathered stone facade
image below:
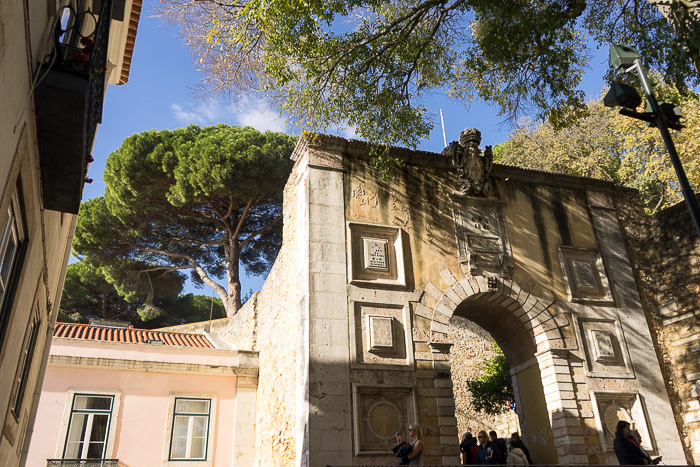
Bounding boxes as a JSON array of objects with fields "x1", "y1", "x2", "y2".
[
  {"x1": 617, "y1": 195, "x2": 700, "y2": 463},
  {"x1": 448, "y1": 317, "x2": 520, "y2": 439},
  {"x1": 172, "y1": 133, "x2": 696, "y2": 466},
  {"x1": 256, "y1": 134, "x2": 685, "y2": 466}
]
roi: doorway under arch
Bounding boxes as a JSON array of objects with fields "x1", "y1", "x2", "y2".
[{"x1": 418, "y1": 268, "x2": 578, "y2": 464}]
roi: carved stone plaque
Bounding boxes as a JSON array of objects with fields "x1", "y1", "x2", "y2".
[
  {"x1": 367, "y1": 315, "x2": 394, "y2": 351},
  {"x1": 348, "y1": 223, "x2": 406, "y2": 286},
  {"x1": 591, "y1": 330, "x2": 616, "y2": 363},
  {"x1": 364, "y1": 239, "x2": 389, "y2": 271},
  {"x1": 572, "y1": 259, "x2": 597, "y2": 288},
  {"x1": 559, "y1": 246, "x2": 614, "y2": 304},
  {"x1": 451, "y1": 197, "x2": 513, "y2": 278},
  {"x1": 352, "y1": 303, "x2": 409, "y2": 366},
  {"x1": 352, "y1": 385, "x2": 416, "y2": 455},
  {"x1": 591, "y1": 392, "x2": 655, "y2": 454},
  {"x1": 575, "y1": 317, "x2": 633, "y2": 378}
]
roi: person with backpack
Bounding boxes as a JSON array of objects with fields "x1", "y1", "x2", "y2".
[{"x1": 460, "y1": 432, "x2": 478, "y2": 464}]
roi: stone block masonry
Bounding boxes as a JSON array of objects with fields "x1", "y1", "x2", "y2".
[{"x1": 618, "y1": 192, "x2": 700, "y2": 464}]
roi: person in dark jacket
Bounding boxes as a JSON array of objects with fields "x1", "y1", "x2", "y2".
[
  {"x1": 476, "y1": 430, "x2": 502, "y2": 465},
  {"x1": 510, "y1": 432, "x2": 533, "y2": 465},
  {"x1": 489, "y1": 431, "x2": 508, "y2": 464},
  {"x1": 613, "y1": 421, "x2": 649, "y2": 465},
  {"x1": 460, "y1": 432, "x2": 478, "y2": 464},
  {"x1": 393, "y1": 430, "x2": 412, "y2": 465}
]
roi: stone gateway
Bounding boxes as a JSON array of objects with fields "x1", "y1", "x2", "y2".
[{"x1": 177, "y1": 132, "x2": 694, "y2": 466}]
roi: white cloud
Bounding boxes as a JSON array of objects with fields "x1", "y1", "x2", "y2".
[
  {"x1": 170, "y1": 98, "x2": 289, "y2": 133},
  {"x1": 171, "y1": 101, "x2": 232, "y2": 126},
  {"x1": 234, "y1": 100, "x2": 288, "y2": 133},
  {"x1": 334, "y1": 125, "x2": 358, "y2": 140}
]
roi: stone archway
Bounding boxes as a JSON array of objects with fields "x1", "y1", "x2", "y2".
[{"x1": 416, "y1": 268, "x2": 587, "y2": 464}]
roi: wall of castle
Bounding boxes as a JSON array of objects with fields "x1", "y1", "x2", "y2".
[
  {"x1": 617, "y1": 194, "x2": 700, "y2": 463},
  {"x1": 204, "y1": 134, "x2": 690, "y2": 466},
  {"x1": 448, "y1": 316, "x2": 520, "y2": 440},
  {"x1": 334, "y1": 136, "x2": 685, "y2": 465}
]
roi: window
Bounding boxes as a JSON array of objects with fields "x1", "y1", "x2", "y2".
[
  {"x1": 9, "y1": 309, "x2": 39, "y2": 419},
  {"x1": 63, "y1": 394, "x2": 114, "y2": 459},
  {"x1": 0, "y1": 189, "x2": 26, "y2": 349},
  {"x1": 169, "y1": 398, "x2": 211, "y2": 461}
]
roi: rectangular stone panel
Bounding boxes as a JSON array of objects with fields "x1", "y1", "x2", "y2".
[
  {"x1": 574, "y1": 317, "x2": 634, "y2": 378},
  {"x1": 352, "y1": 385, "x2": 417, "y2": 455},
  {"x1": 347, "y1": 222, "x2": 406, "y2": 287},
  {"x1": 351, "y1": 302, "x2": 413, "y2": 368},
  {"x1": 558, "y1": 246, "x2": 614, "y2": 305}
]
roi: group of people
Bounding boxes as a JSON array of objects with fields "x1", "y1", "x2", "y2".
[
  {"x1": 459, "y1": 430, "x2": 533, "y2": 465},
  {"x1": 393, "y1": 420, "x2": 660, "y2": 466},
  {"x1": 393, "y1": 426, "x2": 530, "y2": 466}
]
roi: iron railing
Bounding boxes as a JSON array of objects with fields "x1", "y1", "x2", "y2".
[
  {"x1": 47, "y1": 0, "x2": 113, "y2": 152},
  {"x1": 328, "y1": 465, "x2": 681, "y2": 467},
  {"x1": 47, "y1": 460, "x2": 118, "y2": 467}
]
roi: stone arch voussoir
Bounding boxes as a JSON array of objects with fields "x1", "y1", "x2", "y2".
[{"x1": 418, "y1": 268, "x2": 569, "y2": 354}]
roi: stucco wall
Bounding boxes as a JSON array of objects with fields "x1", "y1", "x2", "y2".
[
  {"x1": 0, "y1": 3, "x2": 77, "y2": 461},
  {"x1": 25, "y1": 364, "x2": 237, "y2": 467}
]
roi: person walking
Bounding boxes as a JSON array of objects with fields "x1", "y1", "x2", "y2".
[
  {"x1": 507, "y1": 438, "x2": 530, "y2": 466},
  {"x1": 510, "y1": 432, "x2": 533, "y2": 465},
  {"x1": 476, "y1": 430, "x2": 502, "y2": 465},
  {"x1": 460, "y1": 432, "x2": 478, "y2": 464},
  {"x1": 614, "y1": 421, "x2": 648, "y2": 465}
]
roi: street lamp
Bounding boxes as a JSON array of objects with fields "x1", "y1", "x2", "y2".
[{"x1": 604, "y1": 45, "x2": 700, "y2": 237}]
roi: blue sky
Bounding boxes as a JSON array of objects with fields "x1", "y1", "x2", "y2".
[{"x1": 84, "y1": 1, "x2": 611, "y2": 297}]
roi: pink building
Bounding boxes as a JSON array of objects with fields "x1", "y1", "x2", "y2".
[{"x1": 25, "y1": 322, "x2": 258, "y2": 467}]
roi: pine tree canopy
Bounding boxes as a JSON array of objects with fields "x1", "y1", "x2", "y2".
[{"x1": 73, "y1": 124, "x2": 297, "y2": 317}]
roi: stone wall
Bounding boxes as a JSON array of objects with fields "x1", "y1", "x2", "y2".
[
  {"x1": 617, "y1": 194, "x2": 700, "y2": 463},
  {"x1": 448, "y1": 316, "x2": 520, "y2": 439}
]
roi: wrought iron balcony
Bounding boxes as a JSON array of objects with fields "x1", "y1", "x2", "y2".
[
  {"x1": 34, "y1": 0, "x2": 113, "y2": 214},
  {"x1": 47, "y1": 459, "x2": 118, "y2": 467}
]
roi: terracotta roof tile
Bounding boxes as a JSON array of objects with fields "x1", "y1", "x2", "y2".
[
  {"x1": 54, "y1": 322, "x2": 214, "y2": 349},
  {"x1": 118, "y1": 0, "x2": 142, "y2": 85}
]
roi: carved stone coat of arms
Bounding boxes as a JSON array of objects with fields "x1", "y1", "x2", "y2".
[{"x1": 441, "y1": 128, "x2": 493, "y2": 196}]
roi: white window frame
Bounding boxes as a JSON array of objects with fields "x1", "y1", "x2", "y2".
[
  {"x1": 162, "y1": 392, "x2": 217, "y2": 467},
  {"x1": 0, "y1": 188, "x2": 26, "y2": 349},
  {"x1": 55, "y1": 389, "x2": 121, "y2": 460},
  {"x1": 9, "y1": 305, "x2": 40, "y2": 419}
]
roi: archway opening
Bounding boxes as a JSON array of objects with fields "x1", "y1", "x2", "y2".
[{"x1": 447, "y1": 295, "x2": 558, "y2": 464}]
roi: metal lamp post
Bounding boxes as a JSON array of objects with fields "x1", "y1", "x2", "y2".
[{"x1": 604, "y1": 45, "x2": 700, "y2": 238}]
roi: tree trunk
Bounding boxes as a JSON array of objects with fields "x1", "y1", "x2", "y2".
[
  {"x1": 102, "y1": 291, "x2": 108, "y2": 319},
  {"x1": 224, "y1": 232, "x2": 242, "y2": 317},
  {"x1": 647, "y1": 0, "x2": 700, "y2": 75}
]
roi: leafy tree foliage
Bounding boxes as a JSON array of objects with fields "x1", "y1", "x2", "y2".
[
  {"x1": 59, "y1": 262, "x2": 226, "y2": 328},
  {"x1": 495, "y1": 84, "x2": 700, "y2": 213},
  {"x1": 73, "y1": 124, "x2": 296, "y2": 317},
  {"x1": 466, "y1": 345, "x2": 515, "y2": 415},
  {"x1": 139, "y1": 293, "x2": 227, "y2": 328},
  {"x1": 157, "y1": 0, "x2": 699, "y2": 148},
  {"x1": 58, "y1": 262, "x2": 139, "y2": 323}
]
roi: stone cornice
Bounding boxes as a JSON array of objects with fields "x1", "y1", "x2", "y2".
[
  {"x1": 48, "y1": 354, "x2": 259, "y2": 377},
  {"x1": 294, "y1": 133, "x2": 637, "y2": 194}
]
